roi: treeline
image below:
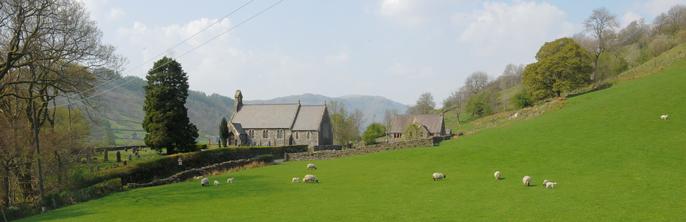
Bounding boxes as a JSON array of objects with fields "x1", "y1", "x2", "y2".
[
  {"x1": 441, "y1": 5, "x2": 686, "y2": 122},
  {"x1": 0, "y1": 0, "x2": 120, "y2": 214}
]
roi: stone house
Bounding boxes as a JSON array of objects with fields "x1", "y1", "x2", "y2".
[
  {"x1": 388, "y1": 114, "x2": 446, "y2": 141},
  {"x1": 228, "y1": 90, "x2": 334, "y2": 146}
]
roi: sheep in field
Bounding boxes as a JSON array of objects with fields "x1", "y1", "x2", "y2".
[
  {"x1": 545, "y1": 181, "x2": 557, "y2": 189},
  {"x1": 307, "y1": 163, "x2": 317, "y2": 170},
  {"x1": 522, "y1": 176, "x2": 532, "y2": 186},
  {"x1": 303, "y1": 174, "x2": 319, "y2": 183},
  {"x1": 543, "y1": 179, "x2": 549, "y2": 185},
  {"x1": 213, "y1": 180, "x2": 220, "y2": 186},
  {"x1": 291, "y1": 177, "x2": 301, "y2": 183},
  {"x1": 200, "y1": 178, "x2": 209, "y2": 186},
  {"x1": 432, "y1": 172, "x2": 446, "y2": 181},
  {"x1": 494, "y1": 171, "x2": 502, "y2": 180},
  {"x1": 226, "y1": 177, "x2": 235, "y2": 184},
  {"x1": 660, "y1": 114, "x2": 669, "y2": 120}
]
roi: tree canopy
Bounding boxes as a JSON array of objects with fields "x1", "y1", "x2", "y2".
[
  {"x1": 407, "y1": 92, "x2": 436, "y2": 114},
  {"x1": 362, "y1": 123, "x2": 386, "y2": 145},
  {"x1": 523, "y1": 38, "x2": 594, "y2": 100},
  {"x1": 143, "y1": 57, "x2": 198, "y2": 153}
]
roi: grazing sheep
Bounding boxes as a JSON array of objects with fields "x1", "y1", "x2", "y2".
[
  {"x1": 542, "y1": 179, "x2": 549, "y2": 185},
  {"x1": 226, "y1": 177, "x2": 235, "y2": 184},
  {"x1": 432, "y1": 172, "x2": 446, "y2": 181},
  {"x1": 522, "y1": 176, "x2": 532, "y2": 186},
  {"x1": 545, "y1": 181, "x2": 557, "y2": 189},
  {"x1": 660, "y1": 114, "x2": 669, "y2": 120},
  {"x1": 291, "y1": 177, "x2": 301, "y2": 183},
  {"x1": 307, "y1": 163, "x2": 317, "y2": 170},
  {"x1": 494, "y1": 171, "x2": 502, "y2": 180},
  {"x1": 213, "y1": 180, "x2": 220, "y2": 186},
  {"x1": 201, "y1": 178, "x2": 209, "y2": 186},
  {"x1": 302, "y1": 174, "x2": 319, "y2": 183}
]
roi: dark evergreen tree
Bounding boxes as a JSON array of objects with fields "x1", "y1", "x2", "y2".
[
  {"x1": 219, "y1": 117, "x2": 229, "y2": 147},
  {"x1": 143, "y1": 57, "x2": 198, "y2": 153}
]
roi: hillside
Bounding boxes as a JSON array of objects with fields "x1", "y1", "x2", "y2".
[
  {"x1": 249, "y1": 93, "x2": 409, "y2": 128},
  {"x1": 24, "y1": 49, "x2": 686, "y2": 222},
  {"x1": 89, "y1": 77, "x2": 408, "y2": 145},
  {"x1": 89, "y1": 76, "x2": 234, "y2": 145}
]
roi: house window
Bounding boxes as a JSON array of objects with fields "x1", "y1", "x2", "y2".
[
  {"x1": 277, "y1": 129, "x2": 283, "y2": 138},
  {"x1": 295, "y1": 132, "x2": 299, "y2": 139},
  {"x1": 263, "y1": 130, "x2": 268, "y2": 138}
]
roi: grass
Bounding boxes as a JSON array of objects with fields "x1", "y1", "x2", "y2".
[{"x1": 21, "y1": 59, "x2": 686, "y2": 221}]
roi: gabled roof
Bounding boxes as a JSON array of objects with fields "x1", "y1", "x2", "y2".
[
  {"x1": 292, "y1": 105, "x2": 326, "y2": 131},
  {"x1": 389, "y1": 114, "x2": 444, "y2": 134},
  {"x1": 230, "y1": 104, "x2": 299, "y2": 129}
]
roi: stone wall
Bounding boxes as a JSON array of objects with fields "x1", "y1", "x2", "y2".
[
  {"x1": 288, "y1": 138, "x2": 438, "y2": 161},
  {"x1": 126, "y1": 158, "x2": 260, "y2": 189}
]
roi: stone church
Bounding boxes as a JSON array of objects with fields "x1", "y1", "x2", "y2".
[{"x1": 227, "y1": 90, "x2": 334, "y2": 146}]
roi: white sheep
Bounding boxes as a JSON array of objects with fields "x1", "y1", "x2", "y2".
[
  {"x1": 494, "y1": 171, "x2": 502, "y2": 180},
  {"x1": 291, "y1": 177, "x2": 301, "y2": 183},
  {"x1": 307, "y1": 163, "x2": 317, "y2": 170},
  {"x1": 200, "y1": 178, "x2": 209, "y2": 186},
  {"x1": 542, "y1": 179, "x2": 549, "y2": 185},
  {"x1": 302, "y1": 174, "x2": 319, "y2": 183},
  {"x1": 660, "y1": 114, "x2": 669, "y2": 120},
  {"x1": 226, "y1": 177, "x2": 235, "y2": 184},
  {"x1": 213, "y1": 180, "x2": 220, "y2": 186},
  {"x1": 432, "y1": 172, "x2": 446, "y2": 181},
  {"x1": 522, "y1": 176, "x2": 532, "y2": 186},
  {"x1": 545, "y1": 181, "x2": 557, "y2": 189}
]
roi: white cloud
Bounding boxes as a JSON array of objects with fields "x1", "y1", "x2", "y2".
[
  {"x1": 458, "y1": 1, "x2": 577, "y2": 65},
  {"x1": 378, "y1": 0, "x2": 426, "y2": 26},
  {"x1": 643, "y1": 0, "x2": 686, "y2": 17},
  {"x1": 621, "y1": 11, "x2": 643, "y2": 28}
]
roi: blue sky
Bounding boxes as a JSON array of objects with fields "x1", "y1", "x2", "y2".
[{"x1": 80, "y1": 0, "x2": 685, "y2": 105}]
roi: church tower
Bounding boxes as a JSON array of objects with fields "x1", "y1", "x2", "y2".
[{"x1": 234, "y1": 90, "x2": 243, "y2": 112}]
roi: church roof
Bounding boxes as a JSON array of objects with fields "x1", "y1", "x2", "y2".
[
  {"x1": 230, "y1": 104, "x2": 327, "y2": 131},
  {"x1": 389, "y1": 114, "x2": 444, "y2": 134},
  {"x1": 292, "y1": 105, "x2": 327, "y2": 131},
  {"x1": 230, "y1": 104, "x2": 300, "y2": 129}
]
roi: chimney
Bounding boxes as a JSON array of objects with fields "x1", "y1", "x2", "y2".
[{"x1": 234, "y1": 90, "x2": 243, "y2": 112}]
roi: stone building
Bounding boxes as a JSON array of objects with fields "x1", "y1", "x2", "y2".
[
  {"x1": 227, "y1": 90, "x2": 334, "y2": 146},
  {"x1": 387, "y1": 114, "x2": 446, "y2": 141}
]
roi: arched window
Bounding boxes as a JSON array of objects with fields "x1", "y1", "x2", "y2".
[
  {"x1": 307, "y1": 131, "x2": 311, "y2": 139},
  {"x1": 295, "y1": 132, "x2": 299, "y2": 139},
  {"x1": 263, "y1": 130, "x2": 268, "y2": 138}
]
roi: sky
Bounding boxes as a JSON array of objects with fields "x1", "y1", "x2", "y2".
[{"x1": 79, "y1": 0, "x2": 686, "y2": 106}]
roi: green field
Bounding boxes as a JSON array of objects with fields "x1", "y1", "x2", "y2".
[{"x1": 22, "y1": 60, "x2": 686, "y2": 221}]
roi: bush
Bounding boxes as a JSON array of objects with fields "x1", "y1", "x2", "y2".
[
  {"x1": 511, "y1": 89, "x2": 533, "y2": 108},
  {"x1": 362, "y1": 123, "x2": 387, "y2": 145}
]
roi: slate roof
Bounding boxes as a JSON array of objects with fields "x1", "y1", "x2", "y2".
[
  {"x1": 389, "y1": 114, "x2": 444, "y2": 134},
  {"x1": 230, "y1": 104, "x2": 326, "y2": 131},
  {"x1": 230, "y1": 104, "x2": 299, "y2": 129},
  {"x1": 292, "y1": 105, "x2": 326, "y2": 131}
]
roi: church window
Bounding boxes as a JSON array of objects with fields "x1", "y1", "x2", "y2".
[
  {"x1": 263, "y1": 130, "x2": 268, "y2": 138},
  {"x1": 277, "y1": 129, "x2": 283, "y2": 138}
]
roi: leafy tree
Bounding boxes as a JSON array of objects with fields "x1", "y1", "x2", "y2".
[
  {"x1": 466, "y1": 91, "x2": 494, "y2": 117},
  {"x1": 407, "y1": 92, "x2": 436, "y2": 114},
  {"x1": 523, "y1": 38, "x2": 593, "y2": 100},
  {"x1": 143, "y1": 57, "x2": 198, "y2": 154},
  {"x1": 362, "y1": 123, "x2": 386, "y2": 145},
  {"x1": 511, "y1": 89, "x2": 533, "y2": 109},
  {"x1": 328, "y1": 101, "x2": 361, "y2": 145},
  {"x1": 219, "y1": 117, "x2": 229, "y2": 147}
]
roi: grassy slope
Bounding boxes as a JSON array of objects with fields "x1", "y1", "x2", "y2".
[{"x1": 23, "y1": 60, "x2": 686, "y2": 221}]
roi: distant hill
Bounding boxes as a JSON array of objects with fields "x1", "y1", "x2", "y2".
[
  {"x1": 86, "y1": 76, "x2": 407, "y2": 145},
  {"x1": 248, "y1": 93, "x2": 409, "y2": 128},
  {"x1": 89, "y1": 75, "x2": 233, "y2": 145}
]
